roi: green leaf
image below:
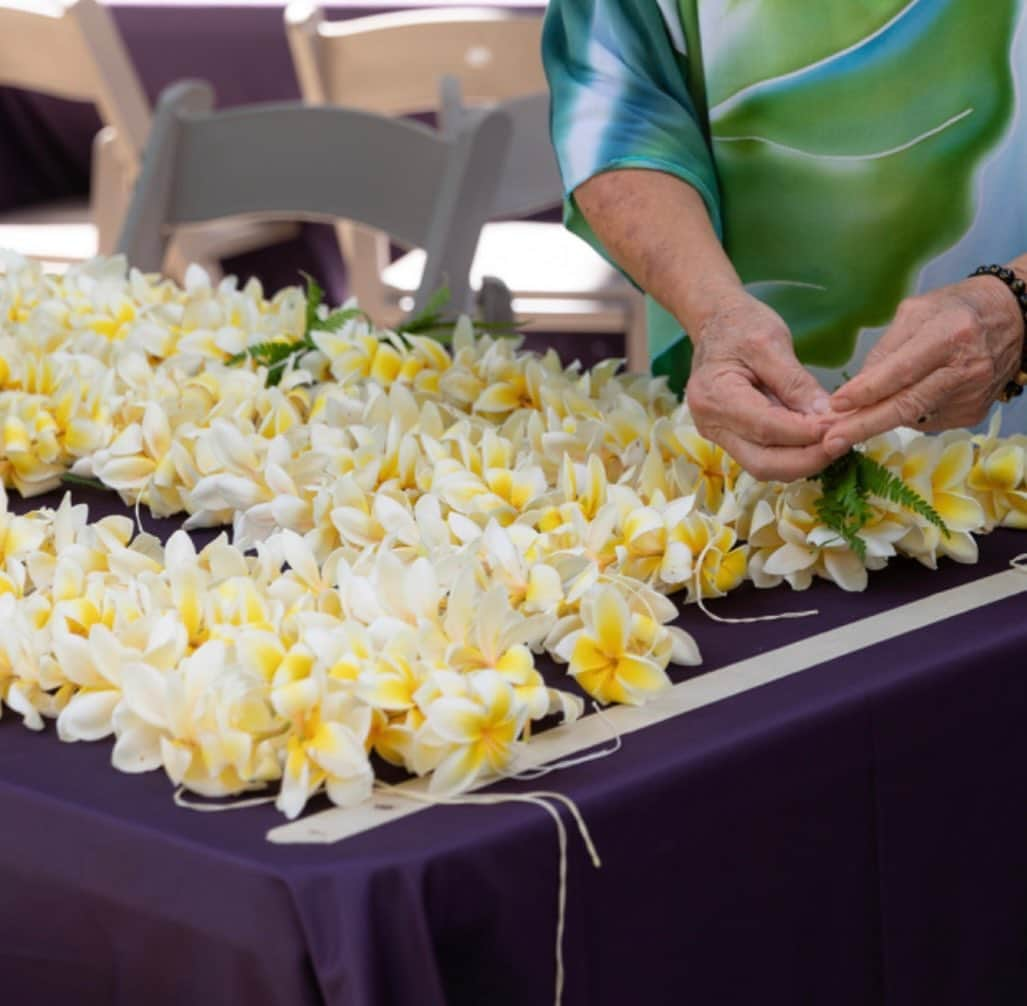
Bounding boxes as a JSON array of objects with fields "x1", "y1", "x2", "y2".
[
  {"x1": 227, "y1": 337, "x2": 311, "y2": 386},
  {"x1": 815, "y1": 452, "x2": 874, "y2": 559},
  {"x1": 227, "y1": 276, "x2": 520, "y2": 386},
  {"x1": 814, "y1": 449, "x2": 949, "y2": 560},
  {"x1": 398, "y1": 286, "x2": 452, "y2": 335},
  {"x1": 300, "y1": 271, "x2": 325, "y2": 334},
  {"x1": 417, "y1": 286, "x2": 451, "y2": 322},
  {"x1": 854, "y1": 452, "x2": 948, "y2": 533},
  {"x1": 311, "y1": 306, "x2": 369, "y2": 332},
  {"x1": 60, "y1": 472, "x2": 108, "y2": 491},
  {"x1": 705, "y1": 0, "x2": 1019, "y2": 366}
]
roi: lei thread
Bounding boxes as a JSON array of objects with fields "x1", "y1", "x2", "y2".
[
  {"x1": 692, "y1": 536, "x2": 819, "y2": 625},
  {"x1": 1, "y1": 253, "x2": 1024, "y2": 822},
  {"x1": 378, "y1": 784, "x2": 602, "y2": 1006},
  {"x1": 510, "y1": 704, "x2": 623, "y2": 781},
  {"x1": 173, "y1": 787, "x2": 278, "y2": 812}
]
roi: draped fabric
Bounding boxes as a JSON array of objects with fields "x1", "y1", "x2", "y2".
[{"x1": 544, "y1": 0, "x2": 1027, "y2": 427}]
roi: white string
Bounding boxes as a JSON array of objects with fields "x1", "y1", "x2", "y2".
[
  {"x1": 132, "y1": 474, "x2": 156, "y2": 537},
  {"x1": 377, "y1": 782, "x2": 601, "y2": 1006},
  {"x1": 692, "y1": 537, "x2": 819, "y2": 624},
  {"x1": 173, "y1": 785, "x2": 277, "y2": 812},
  {"x1": 1011, "y1": 553, "x2": 1027, "y2": 572},
  {"x1": 174, "y1": 769, "x2": 602, "y2": 1006},
  {"x1": 510, "y1": 704, "x2": 622, "y2": 781},
  {"x1": 528, "y1": 789, "x2": 602, "y2": 869},
  {"x1": 694, "y1": 587, "x2": 819, "y2": 624}
]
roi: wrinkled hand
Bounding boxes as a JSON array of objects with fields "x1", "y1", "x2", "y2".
[
  {"x1": 825, "y1": 277, "x2": 1024, "y2": 452},
  {"x1": 687, "y1": 292, "x2": 838, "y2": 481}
]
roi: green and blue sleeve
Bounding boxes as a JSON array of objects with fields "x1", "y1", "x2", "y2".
[{"x1": 541, "y1": 0, "x2": 721, "y2": 385}]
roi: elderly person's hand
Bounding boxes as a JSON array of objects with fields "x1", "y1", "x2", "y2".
[
  {"x1": 570, "y1": 170, "x2": 841, "y2": 482},
  {"x1": 687, "y1": 290, "x2": 840, "y2": 482},
  {"x1": 824, "y1": 274, "x2": 1026, "y2": 452}
]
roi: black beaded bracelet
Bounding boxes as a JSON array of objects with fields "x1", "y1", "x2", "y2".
[{"x1": 970, "y1": 264, "x2": 1027, "y2": 402}]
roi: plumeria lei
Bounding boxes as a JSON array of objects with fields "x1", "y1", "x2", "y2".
[{"x1": 1, "y1": 251, "x2": 1025, "y2": 819}]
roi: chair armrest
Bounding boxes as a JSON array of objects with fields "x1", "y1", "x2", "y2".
[
  {"x1": 91, "y1": 126, "x2": 133, "y2": 256},
  {"x1": 476, "y1": 274, "x2": 514, "y2": 326}
]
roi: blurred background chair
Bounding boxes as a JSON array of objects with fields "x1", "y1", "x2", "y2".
[
  {"x1": 0, "y1": 0, "x2": 147, "y2": 270},
  {"x1": 0, "y1": 0, "x2": 296, "y2": 278},
  {"x1": 436, "y1": 78, "x2": 648, "y2": 371},
  {"x1": 284, "y1": 1, "x2": 648, "y2": 369},
  {"x1": 118, "y1": 80, "x2": 511, "y2": 321}
]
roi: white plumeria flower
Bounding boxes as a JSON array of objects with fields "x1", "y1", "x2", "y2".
[
  {"x1": 479, "y1": 520, "x2": 564, "y2": 615},
  {"x1": 3, "y1": 252, "x2": 1026, "y2": 817},
  {"x1": 417, "y1": 668, "x2": 527, "y2": 795},
  {"x1": 53, "y1": 623, "x2": 131, "y2": 742},
  {"x1": 274, "y1": 670, "x2": 374, "y2": 820},
  {"x1": 892, "y1": 433, "x2": 986, "y2": 567},
  {"x1": 743, "y1": 483, "x2": 884, "y2": 593},
  {"x1": 555, "y1": 584, "x2": 674, "y2": 706}
]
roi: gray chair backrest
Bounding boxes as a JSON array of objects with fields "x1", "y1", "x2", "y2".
[
  {"x1": 439, "y1": 77, "x2": 561, "y2": 220},
  {"x1": 118, "y1": 80, "x2": 511, "y2": 315}
]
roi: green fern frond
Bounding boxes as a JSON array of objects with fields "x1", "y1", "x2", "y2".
[
  {"x1": 227, "y1": 274, "x2": 520, "y2": 386},
  {"x1": 300, "y1": 271, "x2": 325, "y2": 334},
  {"x1": 60, "y1": 472, "x2": 107, "y2": 491},
  {"x1": 397, "y1": 286, "x2": 453, "y2": 338},
  {"x1": 814, "y1": 449, "x2": 949, "y2": 561},
  {"x1": 226, "y1": 339, "x2": 291, "y2": 364},
  {"x1": 856, "y1": 454, "x2": 947, "y2": 531},
  {"x1": 226, "y1": 338, "x2": 311, "y2": 385},
  {"x1": 814, "y1": 453, "x2": 873, "y2": 559},
  {"x1": 312, "y1": 306, "x2": 368, "y2": 332}
]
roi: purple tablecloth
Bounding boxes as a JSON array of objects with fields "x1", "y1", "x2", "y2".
[{"x1": 3, "y1": 485, "x2": 1027, "y2": 1005}]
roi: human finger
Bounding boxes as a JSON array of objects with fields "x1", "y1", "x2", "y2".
[
  {"x1": 712, "y1": 427, "x2": 843, "y2": 483},
  {"x1": 709, "y1": 372, "x2": 832, "y2": 446},
  {"x1": 750, "y1": 339, "x2": 832, "y2": 415},
  {"x1": 859, "y1": 298, "x2": 931, "y2": 370},
  {"x1": 831, "y1": 324, "x2": 952, "y2": 412},
  {"x1": 823, "y1": 367, "x2": 959, "y2": 450}
]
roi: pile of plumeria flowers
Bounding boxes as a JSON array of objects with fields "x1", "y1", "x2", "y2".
[{"x1": 1, "y1": 251, "x2": 1025, "y2": 819}]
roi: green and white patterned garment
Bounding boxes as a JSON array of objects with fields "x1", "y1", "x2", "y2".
[{"x1": 543, "y1": 0, "x2": 1027, "y2": 428}]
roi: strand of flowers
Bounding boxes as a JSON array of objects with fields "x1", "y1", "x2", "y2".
[{"x1": 1, "y1": 251, "x2": 1026, "y2": 818}]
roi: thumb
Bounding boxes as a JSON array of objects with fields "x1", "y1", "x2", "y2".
[{"x1": 754, "y1": 342, "x2": 831, "y2": 416}]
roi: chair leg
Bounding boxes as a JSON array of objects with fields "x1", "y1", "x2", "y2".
[
  {"x1": 164, "y1": 237, "x2": 222, "y2": 286},
  {"x1": 625, "y1": 292, "x2": 649, "y2": 373},
  {"x1": 91, "y1": 127, "x2": 132, "y2": 257}
]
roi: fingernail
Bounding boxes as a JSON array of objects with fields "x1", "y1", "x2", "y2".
[
  {"x1": 810, "y1": 395, "x2": 830, "y2": 415},
  {"x1": 826, "y1": 437, "x2": 849, "y2": 457},
  {"x1": 832, "y1": 396, "x2": 852, "y2": 412}
]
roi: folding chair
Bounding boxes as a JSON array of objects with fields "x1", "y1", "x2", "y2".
[
  {"x1": 284, "y1": 2, "x2": 648, "y2": 369},
  {"x1": 117, "y1": 80, "x2": 511, "y2": 321},
  {"x1": 0, "y1": 0, "x2": 295, "y2": 276},
  {"x1": 434, "y1": 80, "x2": 648, "y2": 372},
  {"x1": 0, "y1": 0, "x2": 147, "y2": 266}
]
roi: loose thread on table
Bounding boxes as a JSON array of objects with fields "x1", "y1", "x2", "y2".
[
  {"x1": 133, "y1": 471, "x2": 171, "y2": 538},
  {"x1": 692, "y1": 538, "x2": 819, "y2": 625},
  {"x1": 1011, "y1": 553, "x2": 1027, "y2": 573},
  {"x1": 133, "y1": 490, "x2": 145, "y2": 537},
  {"x1": 173, "y1": 785, "x2": 277, "y2": 812},
  {"x1": 376, "y1": 782, "x2": 601, "y2": 1006},
  {"x1": 510, "y1": 703, "x2": 622, "y2": 781}
]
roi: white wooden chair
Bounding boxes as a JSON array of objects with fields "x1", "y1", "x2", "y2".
[
  {"x1": 117, "y1": 81, "x2": 511, "y2": 321},
  {"x1": 284, "y1": 1, "x2": 648, "y2": 370},
  {"x1": 0, "y1": 0, "x2": 295, "y2": 277}
]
